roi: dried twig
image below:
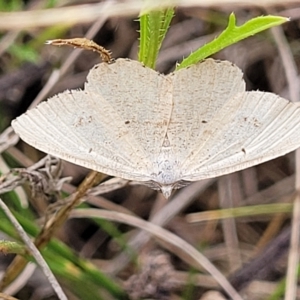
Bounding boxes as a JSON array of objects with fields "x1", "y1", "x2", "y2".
[{"x1": 46, "y1": 38, "x2": 113, "y2": 63}]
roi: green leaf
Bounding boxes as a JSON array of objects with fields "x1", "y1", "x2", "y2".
[
  {"x1": 0, "y1": 240, "x2": 25, "y2": 255},
  {"x1": 9, "y1": 44, "x2": 39, "y2": 64},
  {"x1": 0, "y1": 0, "x2": 22, "y2": 12},
  {"x1": 176, "y1": 14, "x2": 289, "y2": 70},
  {"x1": 139, "y1": 7, "x2": 174, "y2": 69}
]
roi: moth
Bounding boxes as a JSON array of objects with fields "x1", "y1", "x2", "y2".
[{"x1": 12, "y1": 58, "x2": 300, "y2": 198}]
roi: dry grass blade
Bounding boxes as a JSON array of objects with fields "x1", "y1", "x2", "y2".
[
  {"x1": 0, "y1": 0, "x2": 299, "y2": 30},
  {"x1": 28, "y1": 5, "x2": 112, "y2": 110},
  {"x1": 0, "y1": 170, "x2": 103, "y2": 290},
  {"x1": 108, "y1": 179, "x2": 215, "y2": 274},
  {"x1": 0, "y1": 127, "x2": 19, "y2": 154},
  {"x1": 186, "y1": 203, "x2": 293, "y2": 222},
  {"x1": 0, "y1": 197, "x2": 67, "y2": 300},
  {"x1": 218, "y1": 174, "x2": 242, "y2": 271},
  {"x1": 269, "y1": 8, "x2": 300, "y2": 300},
  {"x1": 70, "y1": 208, "x2": 244, "y2": 300},
  {"x1": 0, "y1": 292, "x2": 19, "y2": 300}
]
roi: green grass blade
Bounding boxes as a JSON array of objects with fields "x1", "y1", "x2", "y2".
[
  {"x1": 157, "y1": 7, "x2": 174, "y2": 48},
  {"x1": 177, "y1": 14, "x2": 289, "y2": 70},
  {"x1": 0, "y1": 208, "x2": 124, "y2": 298},
  {"x1": 138, "y1": 8, "x2": 174, "y2": 69},
  {"x1": 138, "y1": 13, "x2": 148, "y2": 65}
]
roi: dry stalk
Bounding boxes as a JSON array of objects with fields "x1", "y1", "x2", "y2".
[
  {"x1": 0, "y1": 170, "x2": 104, "y2": 290},
  {"x1": 46, "y1": 38, "x2": 113, "y2": 63}
]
